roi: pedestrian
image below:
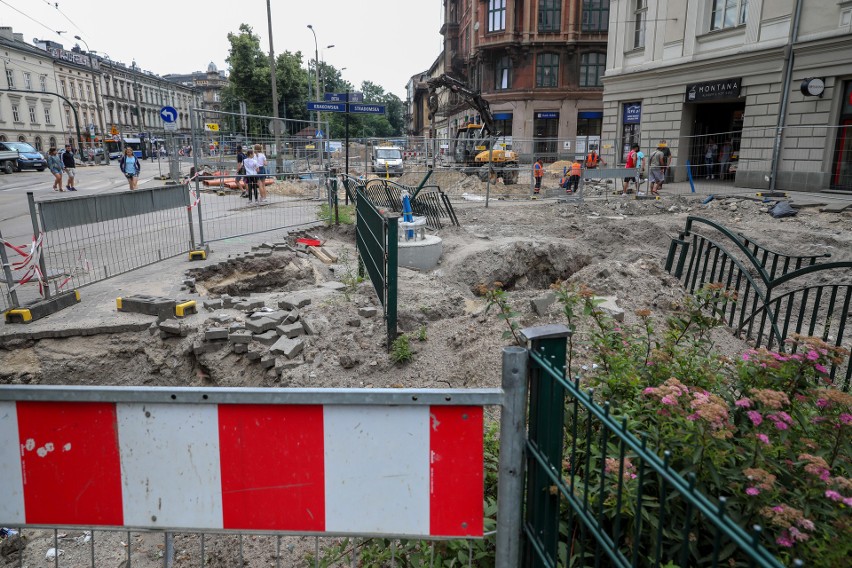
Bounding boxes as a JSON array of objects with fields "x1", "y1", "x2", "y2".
[
  {"x1": 242, "y1": 148, "x2": 259, "y2": 203},
  {"x1": 648, "y1": 142, "x2": 667, "y2": 196},
  {"x1": 657, "y1": 139, "x2": 672, "y2": 187},
  {"x1": 562, "y1": 158, "x2": 582, "y2": 194},
  {"x1": 47, "y1": 147, "x2": 64, "y2": 191},
  {"x1": 622, "y1": 143, "x2": 644, "y2": 195},
  {"x1": 533, "y1": 157, "x2": 543, "y2": 196},
  {"x1": 704, "y1": 138, "x2": 718, "y2": 179},
  {"x1": 719, "y1": 140, "x2": 732, "y2": 180},
  {"x1": 254, "y1": 143, "x2": 268, "y2": 202},
  {"x1": 62, "y1": 144, "x2": 78, "y2": 191},
  {"x1": 119, "y1": 147, "x2": 141, "y2": 190},
  {"x1": 236, "y1": 145, "x2": 247, "y2": 197}
]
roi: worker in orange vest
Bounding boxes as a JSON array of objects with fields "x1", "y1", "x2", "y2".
[
  {"x1": 533, "y1": 158, "x2": 543, "y2": 195},
  {"x1": 561, "y1": 159, "x2": 582, "y2": 193},
  {"x1": 585, "y1": 149, "x2": 606, "y2": 169}
]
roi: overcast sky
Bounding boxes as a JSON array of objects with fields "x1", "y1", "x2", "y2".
[{"x1": 0, "y1": 0, "x2": 444, "y2": 99}]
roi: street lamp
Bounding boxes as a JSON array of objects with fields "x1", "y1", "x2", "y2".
[
  {"x1": 307, "y1": 25, "x2": 322, "y2": 168},
  {"x1": 74, "y1": 35, "x2": 108, "y2": 164}
]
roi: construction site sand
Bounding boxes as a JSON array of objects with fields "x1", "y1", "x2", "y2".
[{"x1": 1, "y1": 175, "x2": 851, "y2": 566}]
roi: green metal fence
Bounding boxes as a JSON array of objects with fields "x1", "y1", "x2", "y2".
[
  {"x1": 519, "y1": 325, "x2": 793, "y2": 568},
  {"x1": 355, "y1": 184, "x2": 398, "y2": 350},
  {"x1": 665, "y1": 216, "x2": 852, "y2": 391}
]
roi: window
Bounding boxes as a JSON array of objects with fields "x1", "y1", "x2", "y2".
[
  {"x1": 580, "y1": 52, "x2": 606, "y2": 87},
  {"x1": 29, "y1": 106, "x2": 37, "y2": 123},
  {"x1": 495, "y1": 56, "x2": 512, "y2": 90},
  {"x1": 86, "y1": 84, "x2": 92, "y2": 101},
  {"x1": 633, "y1": 0, "x2": 647, "y2": 48},
  {"x1": 538, "y1": 0, "x2": 561, "y2": 32},
  {"x1": 70, "y1": 81, "x2": 77, "y2": 99},
  {"x1": 49, "y1": 136, "x2": 57, "y2": 148},
  {"x1": 536, "y1": 53, "x2": 559, "y2": 87},
  {"x1": 5, "y1": 69, "x2": 14, "y2": 88},
  {"x1": 65, "y1": 109, "x2": 71, "y2": 125},
  {"x1": 12, "y1": 105, "x2": 20, "y2": 122},
  {"x1": 711, "y1": 0, "x2": 748, "y2": 31},
  {"x1": 60, "y1": 80, "x2": 67, "y2": 97},
  {"x1": 40, "y1": 75, "x2": 47, "y2": 92},
  {"x1": 44, "y1": 106, "x2": 52, "y2": 124},
  {"x1": 488, "y1": 0, "x2": 507, "y2": 32},
  {"x1": 35, "y1": 137, "x2": 42, "y2": 151},
  {"x1": 23, "y1": 73, "x2": 31, "y2": 90},
  {"x1": 582, "y1": 0, "x2": 610, "y2": 32}
]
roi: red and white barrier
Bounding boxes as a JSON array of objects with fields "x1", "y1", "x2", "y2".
[{"x1": 0, "y1": 401, "x2": 483, "y2": 537}]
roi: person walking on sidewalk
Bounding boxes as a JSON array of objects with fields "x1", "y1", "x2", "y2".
[
  {"x1": 119, "y1": 147, "x2": 141, "y2": 190},
  {"x1": 62, "y1": 144, "x2": 78, "y2": 191},
  {"x1": 254, "y1": 144, "x2": 268, "y2": 202},
  {"x1": 47, "y1": 147, "x2": 64, "y2": 191},
  {"x1": 242, "y1": 148, "x2": 259, "y2": 203},
  {"x1": 533, "y1": 157, "x2": 543, "y2": 196}
]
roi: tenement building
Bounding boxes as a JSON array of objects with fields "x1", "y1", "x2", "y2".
[
  {"x1": 603, "y1": 0, "x2": 852, "y2": 191},
  {"x1": 435, "y1": 0, "x2": 609, "y2": 161}
]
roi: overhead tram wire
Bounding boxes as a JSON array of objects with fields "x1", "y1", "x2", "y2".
[{"x1": 0, "y1": 0, "x2": 62, "y2": 37}]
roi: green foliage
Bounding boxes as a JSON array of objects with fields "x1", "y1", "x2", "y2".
[
  {"x1": 317, "y1": 203, "x2": 354, "y2": 226},
  {"x1": 548, "y1": 283, "x2": 852, "y2": 567},
  {"x1": 335, "y1": 249, "x2": 363, "y2": 299},
  {"x1": 390, "y1": 334, "x2": 412, "y2": 364},
  {"x1": 417, "y1": 325, "x2": 428, "y2": 342},
  {"x1": 483, "y1": 285, "x2": 522, "y2": 345}
]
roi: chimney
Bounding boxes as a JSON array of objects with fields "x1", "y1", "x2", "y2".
[
  {"x1": 0, "y1": 27, "x2": 13, "y2": 41},
  {"x1": 13, "y1": 33, "x2": 24, "y2": 43}
]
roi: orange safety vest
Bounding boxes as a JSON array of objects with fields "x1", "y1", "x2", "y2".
[
  {"x1": 586, "y1": 152, "x2": 599, "y2": 168},
  {"x1": 534, "y1": 162, "x2": 543, "y2": 178},
  {"x1": 570, "y1": 162, "x2": 582, "y2": 176}
]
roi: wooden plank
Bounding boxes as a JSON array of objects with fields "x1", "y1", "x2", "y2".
[{"x1": 308, "y1": 246, "x2": 333, "y2": 264}]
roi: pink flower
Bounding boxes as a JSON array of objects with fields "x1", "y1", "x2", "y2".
[
  {"x1": 814, "y1": 364, "x2": 828, "y2": 374},
  {"x1": 816, "y1": 398, "x2": 829, "y2": 408},
  {"x1": 661, "y1": 395, "x2": 677, "y2": 406},
  {"x1": 756, "y1": 433, "x2": 770, "y2": 445},
  {"x1": 798, "y1": 519, "x2": 815, "y2": 531},
  {"x1": 844, "y1": 497, "x2": 852, "y2": 507},
  {"x1": 746, "y1": 487, "x2": 760, "y2": 496},
  {"x1": 735, "y1": 398, "x2": 752, "y2": 408},
  {"x1": 825, "y1": 490, "x2": 842, "y2": 501},
  {"x1": 840, "y1": 414, "x2": 852, "y2": 425},
  {"x1": 776, "y1": 532, "x2": 794, "y2": 548},
  {"x1": 772, "y1": 505, "x2": 784, "y2": 513},
  {"x1": 820, "y1": 470, "x2": 831, "y2": 482},
  {"x1": 773, "y1": 421, "x2": 789, "y2": 431},
  {"x1": 806, "y1": 350, "x2": 819, "y2": 361},
  {"x1": 742, "y1": 352, "x2": 751, "y2": 361},
  {"x1": 686, "y1": 413, "x2": 699, "y2": 421},
  {"x1": 776, "y1": 411, "x2": 793, "y2": 424},
  {"x1": 747, "y1": 411, "x2": 763, "y2": 426},
  {"x1": 643, "y1": 387, "x2": 656, "y2": 395}
]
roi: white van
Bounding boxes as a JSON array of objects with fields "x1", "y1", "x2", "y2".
[{"x1": 372, "y1": 146, "x2": 404, "y2": 176}]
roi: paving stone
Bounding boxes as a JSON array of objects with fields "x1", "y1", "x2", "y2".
[
  {"x1": 228, "y1": 330, "x2": 254, "y2": 344},
  {"x1": 205, "y1": 328, "x2": 229, "y2": 341},
  {"x1": 260, "y1": 355, "x2": 277, "y2": 369},
  {"x1": 275, "y1": 356, "x2": 304, "y2": 374},
  {"x1": 259, "y1": 242, "x2": 275, "y2": 249},
  {"x1": 212, "y1": 313, "x2": 233, "y2": 324},
  {"x1": 246, "y1": 349, "x2": 263, "y2": 361},
  {"x1": 233, "y1": 343, "x2": 249, "y2": 354},
  {"x1": 246, "y1": 317, "x2": 278, "y2": 333},
  {"x1": 254, "y1": 330, "x2": 279, "y2": 345},
  {"x1": 278, "y1": 294, "x2": 312, "y2": 310},
  {"x1": 203, "y1": 299, "x2": 224, "y2": 310},
  {"x1": 276, "y1": 322, "x2": 305, "y2": 338},
  {"x1": 255, "y1": 249, "x2": 273, "y2": 257},
  {"x1": 228, "y1": 322, "x2": 245, "y2": 332},
  {"x1": 193, "y1": 340, "x2": 221, "y2": 355},
  {"x1": 221, "y1": 295, "x2": 234, "y2": 308},
  {"x1": 270, "y1": 337, "x2": 305, "y2": 359},
  {"x1": 250, "y1": 310, "x2": 290, "y2": 323},
  {"x1": 300, "y1": 317, "x2": 316, "y2": 335},
  {"x1": 235, "y1": 299, "x2": 266, "y2": 311},
  {"x1": 159, "y1": 319, "x2": 184, "y2": 336},
  {"x1": 321, "y1": 281, "x2": 347, "y2": 291},
  {"x1": 282, "y1": 309, "x2": 300, "y2": 324},
  {"x1": 183, "y1": 278, "x2": 196, "y2": 287},
  {"x1": 358, "y1": 307, "x2": 378, "y2": 318},
  {"x1": 530, "y1": 292, "x2": 556, "y2": 316}
]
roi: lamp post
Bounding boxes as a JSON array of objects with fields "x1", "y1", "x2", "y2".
[
  {"x1": 307, "y1": 25, "x2": 322, "y2": 169},
  {"x1": 129, "y1": 61, "x2": 147, "y2": 159},
  {"x1": 74, "y1": 35, "x2": 108, "y2": 164},
  {"x1": 266, "y1": 0, "x2": 281, "y2": 173},
  {"x1": 91, "y1": 51, "x2": 123, "y2": 157}
]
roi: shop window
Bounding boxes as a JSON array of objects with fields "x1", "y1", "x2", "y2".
[
  {"x1": 580, "y1": 53, "x2": 606, "y2": 87},
  {"x1": 536, "y1": 53, "x2": 559, "y2": 88},
  {"x1": 538, "y1": 0, "x2": 561, "y2": 33},
  {"x1": 711, "y1": 0, "x2": 748, "y2": 31},
  {"x1": 488, "y1": 0, "x2": 507, "y2": 32},
  {"x1": 633, "y1": 0, "x2": 647, "y2": 49},
  {"x1": 578, "y1": 116, "x2": 603, "y2": 137},
  {"x1": 495, "y1": 56, "x2": 512, "y2": 90},
  {"x1": 582, "y1": 0, "x2": 610, "y2": 32}
]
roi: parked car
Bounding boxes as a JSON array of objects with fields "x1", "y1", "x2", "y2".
[
  {"x1": 0, "y1": 141, "x2": 46, "y2": 171},
  {"x1": 0, "y1": 149, "x2": 18, "y2": 174}
]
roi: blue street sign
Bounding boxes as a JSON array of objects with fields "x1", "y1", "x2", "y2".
[
  {"x1": 159, "y1": 106, "x2": 178, "y2": 123},
  {"x1": 315, "y1": 129, "x2": 324, "y2": 138},
  {"x1": 349, "y1": 103, "x2": 385, "y2": 115},
  {"x1": 324, "y1": 92, "x2": 365, "y2": 103},
  {"x1": 307, "y1": 101, "x2": 346, "y2": 112}
]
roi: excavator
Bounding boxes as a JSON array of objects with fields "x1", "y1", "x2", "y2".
[{"x1": 427, "y1": 74, "x2": 519, "y2": 184}]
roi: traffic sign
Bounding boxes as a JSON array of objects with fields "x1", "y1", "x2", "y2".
[
  {"x1": 324, "y1": 92, "x2": 364, "y2": 103},
  {"x1": 164, "y1": 122, "x2": 177, "y2": 132},
  {"x1": 307, "y1": 101, "x2": 346, "y2": 113},
  {"x1": 110, "y1": 125, "x2": 119, "y2": 136},
  {"x1": 349, "y1": 104, "x2": 385, "y2": 115},
  {"x1": 204, "y1": 123, "x2": 220, "y2": 132},
  {"x1": 160, "y1": 106, "x2": 178, "y2": 123},
  {"x1": 315, "y1": 130, "x2": 324, "y2": 139}
]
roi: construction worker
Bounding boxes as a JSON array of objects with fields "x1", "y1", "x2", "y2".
[
  {"x1": 585, "y1": 148, "x2": 606, "y2": 170},
  {"x1": 562, "y1": 159, "x2": 582, "y2": 193},
  {"x1": 533, "y1": 158, "x2": 543, "y2": 196}
]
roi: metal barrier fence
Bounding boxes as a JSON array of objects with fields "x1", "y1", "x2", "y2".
[
  {"x1": 355, "y1": 184, "x2": 398, "y2": 350},
  {"x1": 665, "y1": 216, "x2": 852, "y2": 391},
  {"x1": 518, "y1": 325, "x2": 790, "y2": 568},
  {"x1": 345, "y1": 174, "x2": 459, "y2": 231}
]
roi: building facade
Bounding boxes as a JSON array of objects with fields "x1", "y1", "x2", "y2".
[
  {"x1": 603, "y1": 0, "x2": 852, "y2": 191},
  {"x1": 434, "y1": 0, "x2": 609, "y2": 160},
  {"x1": 164, "y1": 63, "x2": 228, "y2": 116}
]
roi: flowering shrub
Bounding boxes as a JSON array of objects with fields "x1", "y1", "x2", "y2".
[{"x1": 552, "y1": 283, "x2": 851, "y2": 566}]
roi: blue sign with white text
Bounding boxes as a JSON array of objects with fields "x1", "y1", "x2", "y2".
[
  {"x1": 307, "y1": 102, "x2": 346, "y2": 112},
  {"x1": 159, "y1": 106, "x2": 177, "y2": 123},
  {"x1": 623, "y1": 102, "x2": 642, "y2": 124},
  {"x1": 349, "y1": 104, "x2": 385, "y2": 115}
]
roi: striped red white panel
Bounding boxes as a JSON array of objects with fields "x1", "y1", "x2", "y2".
[{"x1": 0, "y1": 401, "x2": 483, "y2": 537}]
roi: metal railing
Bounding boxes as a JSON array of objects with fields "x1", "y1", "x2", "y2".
[
  {"x1": 666, "y1": 216, "x2": 852, "y2": 391},
  {"x1": 355, "y1": 184, "x2": 398, "y2": 350},
  {"x1": 517, "y1": 325, "x2": 790, "y2": 568}
]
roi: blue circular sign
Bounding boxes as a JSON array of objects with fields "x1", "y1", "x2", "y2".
[{"x1": 159, "y1": 106, "x2": 178, "y2": 123}]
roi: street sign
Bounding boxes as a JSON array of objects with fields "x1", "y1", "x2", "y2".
[
  {"x1": 307, "y1": 101, "x2": 346, "y2": 113},
  {"x1": 110, "y1": 125, "x2": 119, "y2": 136},
  {"x1": 164, "y1": 122, "x2": 177, "y2": 132},
  {"x1": 160, "y1": 106, "x2": 178, "y2": 123},
  {"x1": 204, "y1": 123, "x2": 220, "y2": 132},
  {"x1": 324, "y1": 92, "x2": 364, "y2": 103},
  {"x1": 316, "y1": 130, "x2": 324, "y2": 139},
  {"x1": 267, "y1": 118, "x2": 286, "y2": 134},
  {"x1": 349, "y1": 104, "x2": 385, "y2": 115}
]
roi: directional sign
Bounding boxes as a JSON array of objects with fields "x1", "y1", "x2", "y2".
[
  {"x1": 164, "y1": 122, "x2": 177, "y2": 132},
  {"x1": 307, "y1": 102, "x2": 346, "y2": 113},
  {"x1": 159, "y1": 106, "x2": 178, "y2": 123},
  {"x1": 349, "y1": 104, "x2": 385, "y2": 115},
  {"x1": 324, "y1": 92, "x2": 364, "y2": 103}
]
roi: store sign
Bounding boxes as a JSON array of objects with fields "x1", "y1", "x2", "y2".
[
  {"x1": 48, "y1": 48, "x2": 93, "y2": 68},
  {"x1": 534, "y1": 111, "x2": 559, "y2": 120},
  {"x1": 623, "y1": 102, "x2": 641, "y2": 124},
  {"x1": 685, "y1": 78, "x2": 741, "y2": 102}
]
